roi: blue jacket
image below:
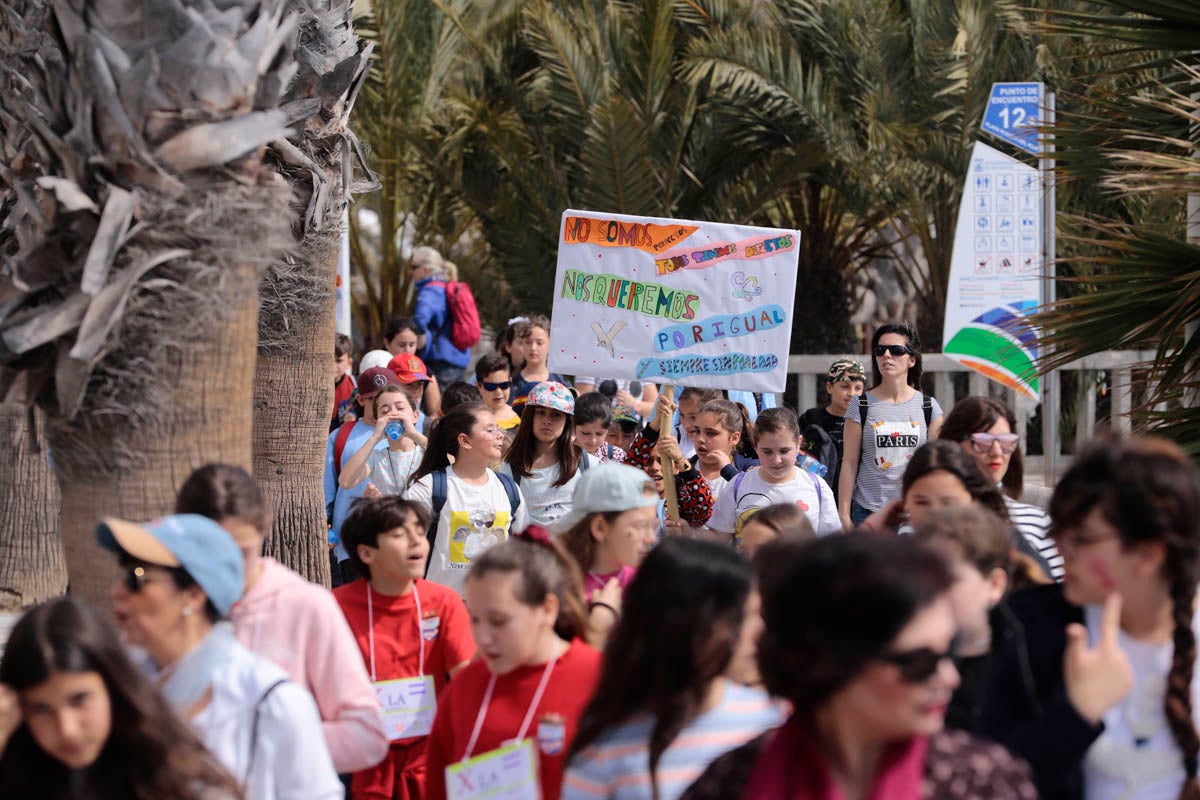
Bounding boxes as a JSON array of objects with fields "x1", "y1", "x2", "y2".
[{"x1": 412, "y1": 277, "x2": 470, "y2": 368}]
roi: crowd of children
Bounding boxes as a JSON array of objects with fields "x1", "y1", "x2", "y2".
[{"x1": 4, "y1": 304, "x2": 1199, "y2": 800}]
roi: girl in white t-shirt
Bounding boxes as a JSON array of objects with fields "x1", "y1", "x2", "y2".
[
  {"x1": 708, "y1": 407, "x2": 840, "y2": 545},
  {"x1": 404, "y1": 402, "x2": 530, "y2": 595},
  {"x1": 339, "y1": 384, "x2": 427, "y2": 496},
  {"x1": 501, "y1": 381, "x2": 591, "y2": 527}
]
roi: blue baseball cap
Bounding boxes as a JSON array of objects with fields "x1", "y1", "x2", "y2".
[{"x1": 97, "y1": 514, "x2": 244, "y2": 615}]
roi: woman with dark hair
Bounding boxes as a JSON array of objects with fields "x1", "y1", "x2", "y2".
[
  {"x1": 980, "y1": 437, "x2": 1200, "y2": 800},
  {"x1": 177, "y1": 464, "x2": 388, "y2": 776},
  {"x1": 838, "y1": 322, "x2": 944, "y2": 528},
  {"x1": 562, "y1": 538, "x2": 782, "y2": 800},
  {"x1": 940, "y1": 395, "x2": 1063, "y2": 579},
  {"x1": 681, "y1": 534, "x2": 1036, "y2": 799},
  {"x1": 0, "y1": 596, "x2": 241, "y2": 799},
  {"x1": 99, "y1": 514, "x2": 342, "y2": 799},
  {"x1": 424, "y1": 531, "x2": 602, "y2": 800}
]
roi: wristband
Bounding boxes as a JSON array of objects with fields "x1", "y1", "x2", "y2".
[{"x1": 588, "y1": 600, "x2": 620, "y2": 623}]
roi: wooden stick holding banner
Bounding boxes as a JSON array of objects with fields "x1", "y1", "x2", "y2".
[{"x1": 658, "y1": 384, "x2": 680, "y2": 521}]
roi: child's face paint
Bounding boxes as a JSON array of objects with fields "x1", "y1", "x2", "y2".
[{"x1": 1058, "y1": 508, "x2": 1128, "y2": 606}]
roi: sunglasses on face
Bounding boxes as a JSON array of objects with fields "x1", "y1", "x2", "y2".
[
  {"x1": 873, "y1": 344, "x2": 912, "y2": 358},
  {"x1": 120, "y1": 564, "x2": 173, "y2": 594},
  {"x1": 482, "y1": 381, "x2": 511, "y2": 391},
  {"x1": 969, "y1": 432, "x2": 1020, "y2": 454},
  {"x1": 876, "y1": 633, "x2": 961, "y2": 684}
]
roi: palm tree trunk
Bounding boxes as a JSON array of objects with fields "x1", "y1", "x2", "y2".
[
  {"x1": 0, "y1": 402, "x2": 66, "y2": 610},
  {"x1": 253, "y1": 241, "x2": 337, "y2": 585},
  {"x1": 55, "y1": 271, "x2": 260, "y2": 607}
]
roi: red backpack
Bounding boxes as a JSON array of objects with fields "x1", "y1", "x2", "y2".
[{"x1": 430, "y1": 280, "x2": 482, "y2": 351}]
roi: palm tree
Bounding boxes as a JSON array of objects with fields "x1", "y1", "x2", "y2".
[
  {"x1": 347, "y1": 0, "x2": 504, "y2": 347},
  {"x1": 0, "y1": 400, "x2": 66, "y2": 609},
  {"x1": 0, "y1": 0, "x2": 298, "y2": 606},
  {"x1": 1022, "y1": 1, "x2": 1200, "y2": 451},
  {"x1": 252, "y1": 0, "x2": 374, "y2": 583},
  {"x1": 422, "y1": 0, "x2": 790, "y2": 316}
]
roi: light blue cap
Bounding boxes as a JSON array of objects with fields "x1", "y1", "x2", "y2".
[{"x1": 97, "y1": 514, "x2": 244, "y2": 615}]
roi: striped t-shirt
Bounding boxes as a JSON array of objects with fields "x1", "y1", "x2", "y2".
[
  {"x1": 846, "y1": 391, "x2": 943, "y2": 511},
  {"x1": 561, "y1": 681, "x2": 783, "y2": 800},
  {"x1": 1004, "y1": 495, "x2": 1064, "y2": 580}
]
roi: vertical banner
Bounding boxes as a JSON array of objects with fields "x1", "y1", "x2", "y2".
[
  {"x1": 548, "y1": 210, "x2": 800, "y2": 393},
  {"x1": 943, "y1": 141, "x2": 1042, "y2": 400},
  {"x1": 335, "y1": 205, "x2": 352, "y2": 336}
]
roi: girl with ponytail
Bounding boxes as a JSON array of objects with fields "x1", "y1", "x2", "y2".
[
  {"x1": 979, "y1": 436, "x2": 1200, "y2": 800},
  {"x1": 403, "y1": 403, "x2": 530, "y2": 596},
  {"x1": 425, "y1": 529, "x2": 602, "y2": 800}
]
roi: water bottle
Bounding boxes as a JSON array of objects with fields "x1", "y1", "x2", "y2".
[{"x1": 385, "y1": 421, "x2": 404, "y2": 441}]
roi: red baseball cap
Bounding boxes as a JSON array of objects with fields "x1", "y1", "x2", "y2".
[
  {"x1": 357, "y1": 367, "x2": 400, "y2": 399},
  {"x1": 387, "y1": 354, "x2": 431, "y2": 384}
]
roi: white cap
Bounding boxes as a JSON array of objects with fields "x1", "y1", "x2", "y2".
[
  {"x1": 359, "y1": 349, "x2": 394, "y2": 374},
  {"x1": 551, "y1": 463, "x2": 659, "y2": 534}
]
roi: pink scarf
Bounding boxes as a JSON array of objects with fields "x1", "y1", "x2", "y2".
[{"x1": 742, "y1": 715, "x2": 927, "y2": 800}]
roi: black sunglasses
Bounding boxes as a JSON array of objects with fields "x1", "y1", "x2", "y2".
[
  {"x1": 120, "y1": 564, "x2": 172, "y2": 594},
  {"x1": 876, "y1": 633, "x2": 961, "y2": 683},
  {"x1": 873, "y1": 344, "x2": 912, "y2": 358},
  {"x1": 482, "y1": 381, "x2": 511, "y2": 391}
]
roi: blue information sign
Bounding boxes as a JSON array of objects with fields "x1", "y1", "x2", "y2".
[{"x1": 981, "y1": 82, "x2": 1043, "y2": 156}]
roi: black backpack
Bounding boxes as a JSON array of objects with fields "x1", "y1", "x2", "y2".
[{"x1": 801, "y1": 423, "x2": 840, "y2": 488}]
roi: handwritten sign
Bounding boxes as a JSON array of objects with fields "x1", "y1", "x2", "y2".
[
  {"x1": 446, "y1": 739, "x2": 539, "y2": 800},
  {"x1": 374, "y1": 675, "x2": 436, "y2": 741},
  {"x1": 550, "y1": 210, "x2": 800, "y2": 392}
]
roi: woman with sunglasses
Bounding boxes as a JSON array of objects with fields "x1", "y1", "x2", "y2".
[
  {"x1": 0, "y1": 596, "x2": 242, "y2": 799},
  {"x1": 99, "y1": 514, "x2": 343, "y2": 799},
  {"x1": 838, "y1": 322, "x2": 944, "y2": 529},
  {"x1": 681, "y1": 533, "x2": 1035, "y2": 799},
  {"x1": 940, "y1": 395, "x2": 1063, "y2": 579},
  {"x1": 980, "y1": 437, "x2": 1200, "y2": 800}
]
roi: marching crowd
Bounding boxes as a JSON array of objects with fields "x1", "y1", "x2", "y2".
[{"x1": 0, "y1": 251, "x2": 1197, "y2": 800}]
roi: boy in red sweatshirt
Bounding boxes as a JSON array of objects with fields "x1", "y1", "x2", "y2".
[{"x1": 335, "y1": 497, "x2": 476, "y2": 800}]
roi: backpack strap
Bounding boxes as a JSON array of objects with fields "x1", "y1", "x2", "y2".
[
  {"x1": 857, "y1": 394, "x2": 870, "y2": 483},
  {"x1": 332, "y1": 421, "x2": 356, "y2": 481},
  {"x1": 730, "y1": 470, "x2": 749, "y2": 505},
  {"x1": 922, "y1": 392, "x2": 933, "y2": 428},
  {"x1": 809, "y1": 471, "x2": 823, "y2": 524},
  {"x1": 425, "y1": 470, "x2": 448, "y2": 577},
  {"x1": 579, "y1": 452, "x2": 591, "y2": 473},
  {"x1": 495, "y1": 471, "x2": 522, "y2": 517},
  {"x1": 245, "y1": 679, "x2": 289, "y2": 785}
]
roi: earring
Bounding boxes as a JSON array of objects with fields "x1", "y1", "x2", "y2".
[{"x1": 182, "y1": 606, "x2": 194, "y2": 617}]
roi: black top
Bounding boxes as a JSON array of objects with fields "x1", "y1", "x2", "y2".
[
  {"x1": 800, "y1": 406, "x2": 846, "y2": 452},
  {"x1": 977, "y1": 583, "x2": 1100, "y2": 800}
]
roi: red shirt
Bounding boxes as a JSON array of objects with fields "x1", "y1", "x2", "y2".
[
  {"x1": 334, "y1": 579, "x2": 476, "y2": 700},
  {"x1": 425, "y1": 638, "x2": 601, "y2": 800}
]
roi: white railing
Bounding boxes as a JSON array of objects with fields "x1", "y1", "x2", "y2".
[{"x1": 786, "y1": 351, "x2": 1158, "y2": 457}]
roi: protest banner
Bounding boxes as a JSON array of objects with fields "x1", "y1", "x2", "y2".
[{"x1": 548, "y1": 210, "x2": 801, "y2": 393}]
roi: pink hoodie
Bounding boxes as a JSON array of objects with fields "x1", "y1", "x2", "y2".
[{"x1": 231, "y1": 558, "x2": 387, "y2": 773}]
